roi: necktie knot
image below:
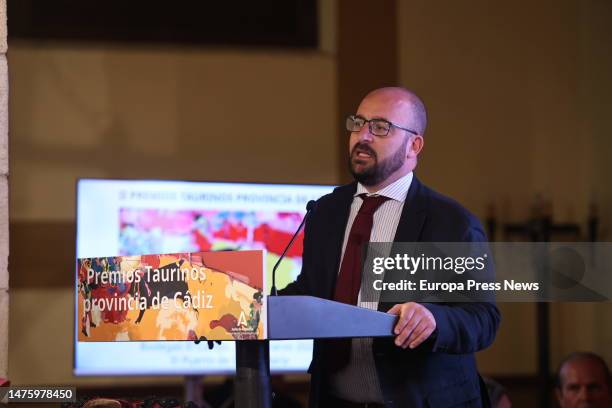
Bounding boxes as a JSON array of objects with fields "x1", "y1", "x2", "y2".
[{"x1": 358, "y1": 194, "x2": 390, "y2": 216}]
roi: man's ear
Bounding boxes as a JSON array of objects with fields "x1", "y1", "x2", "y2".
[{"x1": 407, "y1": 135, "x2": 424, "y2": 158}]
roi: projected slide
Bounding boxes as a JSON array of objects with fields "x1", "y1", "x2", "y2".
[
  {"x1": 118, "y1": 208, "x2": 304, "y2": 292},
  {"x1": 75, "y1": 179, "x2": 334, "y2": 375}
]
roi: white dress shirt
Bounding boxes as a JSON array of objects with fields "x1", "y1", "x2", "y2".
[{"x1": 328, "y1": 172, "x2": 413, "y2": 403}]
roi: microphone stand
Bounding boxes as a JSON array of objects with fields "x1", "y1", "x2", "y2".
[{"x1": 270, "y1": 200, "x2": 316, "y2": 296}]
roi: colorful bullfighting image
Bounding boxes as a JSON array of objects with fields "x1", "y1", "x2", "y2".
[
  {"x1": 77, "y1": 250, "x2": 265, "y2": 342},
  {"x1": 118, "y1": 209, "x2": 305, "y2": 292}
]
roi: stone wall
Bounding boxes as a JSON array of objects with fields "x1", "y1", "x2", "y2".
[{"x1": 0, "y1": 0, "x2": 9, "y2": 380}]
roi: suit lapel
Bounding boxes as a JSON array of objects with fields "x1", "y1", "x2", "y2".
[
  {"x1": 323, "y1": 182, "x2": 356, "y2": 298},
  {"x1": 393, "y1": 176, "x2": 428, "y2": 243},
  {"x1": 378, "y1": 177, "x2": 428, "y2": 311}
]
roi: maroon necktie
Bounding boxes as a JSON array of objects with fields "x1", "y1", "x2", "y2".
[
  {"x1": 327, "y1": 194, "x2": 390, "y2": 372},
  {"x1": 333, "y1": 194, "x2": 390, "y2": 305}
]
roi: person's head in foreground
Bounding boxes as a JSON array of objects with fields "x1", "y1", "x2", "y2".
[
  {"x1": 556, "y1": 352, "x2": 611, "y2": 408},
  {"x1": 347, "y1": 86, "x2": 426, "y2": 191}
]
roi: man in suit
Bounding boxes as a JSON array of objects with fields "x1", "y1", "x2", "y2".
[{"x1": 281, "y1": 87, "x2": 500, "y2": 407}]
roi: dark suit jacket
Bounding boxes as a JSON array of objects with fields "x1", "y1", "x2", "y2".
[{"x1": 280, "y1": 177, "x2": 501, "y2": 408}]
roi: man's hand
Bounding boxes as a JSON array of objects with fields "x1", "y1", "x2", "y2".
[{"x1": 387, "y1": 302, "x2": 436, "y2": 349}]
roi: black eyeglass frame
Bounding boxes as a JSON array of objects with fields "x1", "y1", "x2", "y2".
[
  {"x1": 346, "y1": 115, "x2": 419, "y2": 137},
  {"x1": 346, "y1": 114, "x2": 419, "y2": 137}
]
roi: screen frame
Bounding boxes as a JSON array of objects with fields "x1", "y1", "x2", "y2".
[{"x1": 74, "y1": 177, "x2": 336, "y2": 376}]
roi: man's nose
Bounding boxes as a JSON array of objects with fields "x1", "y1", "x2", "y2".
[
  {"x1": 577, "y1": 386, "x2": 590, "y2": 400},
  {"x1": 356, "y1": 124, "x2": 374, "y2": 142}
]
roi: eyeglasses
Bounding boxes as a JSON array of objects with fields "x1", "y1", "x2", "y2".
[{"x1": 346, "y1": 114, "x2": 418, "y2": 137}]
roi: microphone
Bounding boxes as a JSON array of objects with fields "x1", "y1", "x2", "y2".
[{"x1": 270, "y1": 200, "x2": 317, "y2": 296}]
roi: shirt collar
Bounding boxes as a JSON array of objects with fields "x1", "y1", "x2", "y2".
[{"x1": 355, "y1": 172, "x2": 413, "y2": 203}]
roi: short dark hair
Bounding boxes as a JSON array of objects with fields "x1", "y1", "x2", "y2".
[{"x1": 556, "y1": 352, "x2": 611, "y2": 389}]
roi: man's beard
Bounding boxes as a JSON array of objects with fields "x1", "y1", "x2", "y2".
[{"x1": 348, "y1": 138, "x2": 408, "y2": 186}]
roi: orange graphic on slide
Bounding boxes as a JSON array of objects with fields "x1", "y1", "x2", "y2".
[{"x1": 77, "y1": 250, "x2": 265, "y2": 342}]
